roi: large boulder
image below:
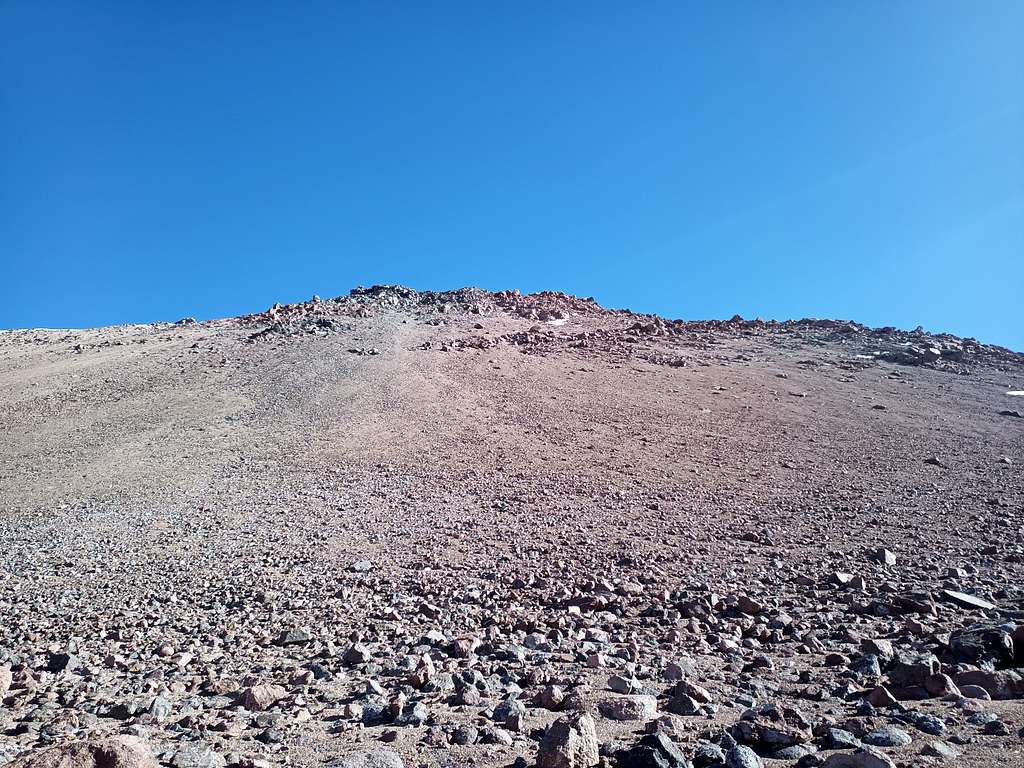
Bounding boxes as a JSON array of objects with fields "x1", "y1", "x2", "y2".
[
  {"x1": 953, "y1": 669, "x2": 1024, "y2": 700},
  {"x1": 615, "y1": 733, "x2": 690, "y2": 768},
  {"x1": 725, "y1": 746, "x2": 762, "y2": 768},
  {"x1": 8, "y1": 737, "x2": 157, "y2": 768},
  {"x1": 886, "y1": 651, "x2": 939, "y2": 689},
  {"x1": 537, "y1": 712, "x2": 600, "y2": 768},
  {"x1": 820, "y1": 746, "x2": 897, "y2": 768},
  {"x1": 949, "y1": 625, "x2": 1015, "y2": 669},
  {"x1": 731, "y1": 702, "x2": 812, "y2": 750},
  {"x1": 239, "y1": 683, "x2": 287, "y2": 710},
  {"x1": 598, "y1": 694, "x2": 658, "y2": 721}
]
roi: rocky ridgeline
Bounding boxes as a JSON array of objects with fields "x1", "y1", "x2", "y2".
[
  {"x1": 435, "y1": 316, "x2": 1020, "y2": 374},
  {"x1": 236, "y1": 285, "x2": 1021, "y2": 374},
  {"x1": 240, "y1": 286, "x2": 616, "y2": 341}
]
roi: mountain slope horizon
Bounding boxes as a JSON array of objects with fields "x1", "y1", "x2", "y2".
[
  {"x1": 5, "y1": 284, "x2": 1021, "y2": 356},
  {"x1": 0, "y1": 282, "x2": 1022, "y2": 768}
]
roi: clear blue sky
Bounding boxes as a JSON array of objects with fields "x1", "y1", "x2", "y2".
[{"x1": 2, "y1": 3, "x2": 1022, "y2": 349}]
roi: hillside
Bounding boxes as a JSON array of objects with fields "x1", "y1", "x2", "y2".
[{"x1": 0, "y1": 286, "x2": 1022, "y2": 768}]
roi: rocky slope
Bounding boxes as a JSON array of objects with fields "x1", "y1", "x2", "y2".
[{"x1": 0, "y1": 286, "x2": 1022, "y2": 768}]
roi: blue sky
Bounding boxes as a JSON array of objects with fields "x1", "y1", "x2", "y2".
[{"x1": 2, "y1": 3, "x2": 1022, "y2": 349}]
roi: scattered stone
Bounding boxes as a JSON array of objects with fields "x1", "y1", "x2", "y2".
[
  {"x1": 2, "y1": 285, "x2": 1021, "y2": 768},
  {"x1": 326, "y1": 751, "x2": 405, "y2": 768}
]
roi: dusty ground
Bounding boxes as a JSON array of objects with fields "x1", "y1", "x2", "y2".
[{"x1": 0, "y1": 286, "x2": 1022, "y2": 768}]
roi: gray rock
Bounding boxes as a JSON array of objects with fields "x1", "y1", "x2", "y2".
[
  {"x1": 872, "y1": 549, "x2": 896, "y2": 566},
  {"x1": 666, "y1": 693, "x2": 701, "y2": 716},
  {"x1": 148, "y1": 695, "x2": 173, "y2": 720},
  {"x1": 771, "y1": 744, "x2": 817, "y2": 759},
  {"x1": 862, "y1": 727, "x2": 912, "y2": 747},
  {"x1": 941, "y1": 590, "x2": 996, "y2": 611},
  {"x1": 599, "y1": 695, "x2": 658, "y2": 722},
  {"x1": 493, "y1": 696, "x2": 526, "y2": 722},
  {"x1": 954, "y1": 669, "x2": 1023, "y2": 700},
  {"x1": 537, "y1": 712, "x2": 600, "y2": 768},
  {"x1": 608, "y1": 674, "x2": 642, "y2": 694},
  {"x1": 276, "y1": 626, "x2": 312, "y2": 645},
  {"x1": 820, "y1": 746, "x2": 896, "y2": 768},
  {"x1": 326, "y1": 751, "x2": 404, "y2": 768},
  {"x1": 394, "y1": 701, "x2": 428, "y2": 726},
  {"x1": 958, "y1": 684, "x2": 991, "y2": 700},
  {"x1": 343, "y1": 643, "x2": 373, "y2": 665},
  {"x1": 692, "y1": 744, "x2": 725, "y2": 768},
  {"x1": 848, "y1": 654, "x2": 881, "y2": 678},
  {"x1": 819, "y1": 728, "x2": 860, "y2": 750},
  {"x1": 887, "y1": 652, "x2": 939, "y2": 688},
  {"x1": 949, "y1": 625, "x2": 1014, "y2": 668},
  {"x1": 0, "y1": 666, "x2": 11, "y2": 699},
  {"x1": 725, "y1": 745, "x2": 762, "y2": 768},
  {"x1": 46, "y1": 652, "x2": 79, "y2": 673},
  {"x1": 450, "y1": 725, "x2": 479, "y2": 745},
  {"x1": 898, "y1": 711, "x2": 945, "y2": 736},
  {"x1": 920, "y1": 741, "x2": 959, "y2": 760},
  {"x1": 615, "y1": 733, "x2": 690, "y2": 768},
  {"x1": 170, "y1": 744, "x2": 225, "y2": 768}
]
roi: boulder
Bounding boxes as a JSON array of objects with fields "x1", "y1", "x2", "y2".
[
  {"x1": 724, "y1": 746, "x2": 762, "y2": 768},
  {"x1": 887, "y1": 652, "x2": 939, "y2": 688},
  {"x1": 820, "y1": 746, "x2": 897, "y2": 768},
  {"x1": 954, "y1": 669, "x2": 1024, "y2": 700},
  {"x1": 949, "y1": 624, "x2": 1014, "y2": 669},
  {"x1": 8, "y1": 737, "x2": 157, "y2": 768},
  {"x1": 598, "y1": 695, "x2": 658, "y2": 722},
  {"x1": 615, "y1": 733, "x2": 690, "y2": 768},
  {"x1": 537, "y1": 712, "x2": 600, "y2": 768},
  {"x1": 240, "y1": 683, "x2": 287, "y2": 711}
]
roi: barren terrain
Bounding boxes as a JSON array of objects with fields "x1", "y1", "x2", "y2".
[{"x1": 1, "y1": 286, "x2": 1022, "y2": 768}]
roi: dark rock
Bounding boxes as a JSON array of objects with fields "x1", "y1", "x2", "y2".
[
  {"x1": 949, "y1": 624, "x2": 1014, "y2": 669},
  {"x1": 724, "y1": 746, "x2": 762, "y2": 768}
]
